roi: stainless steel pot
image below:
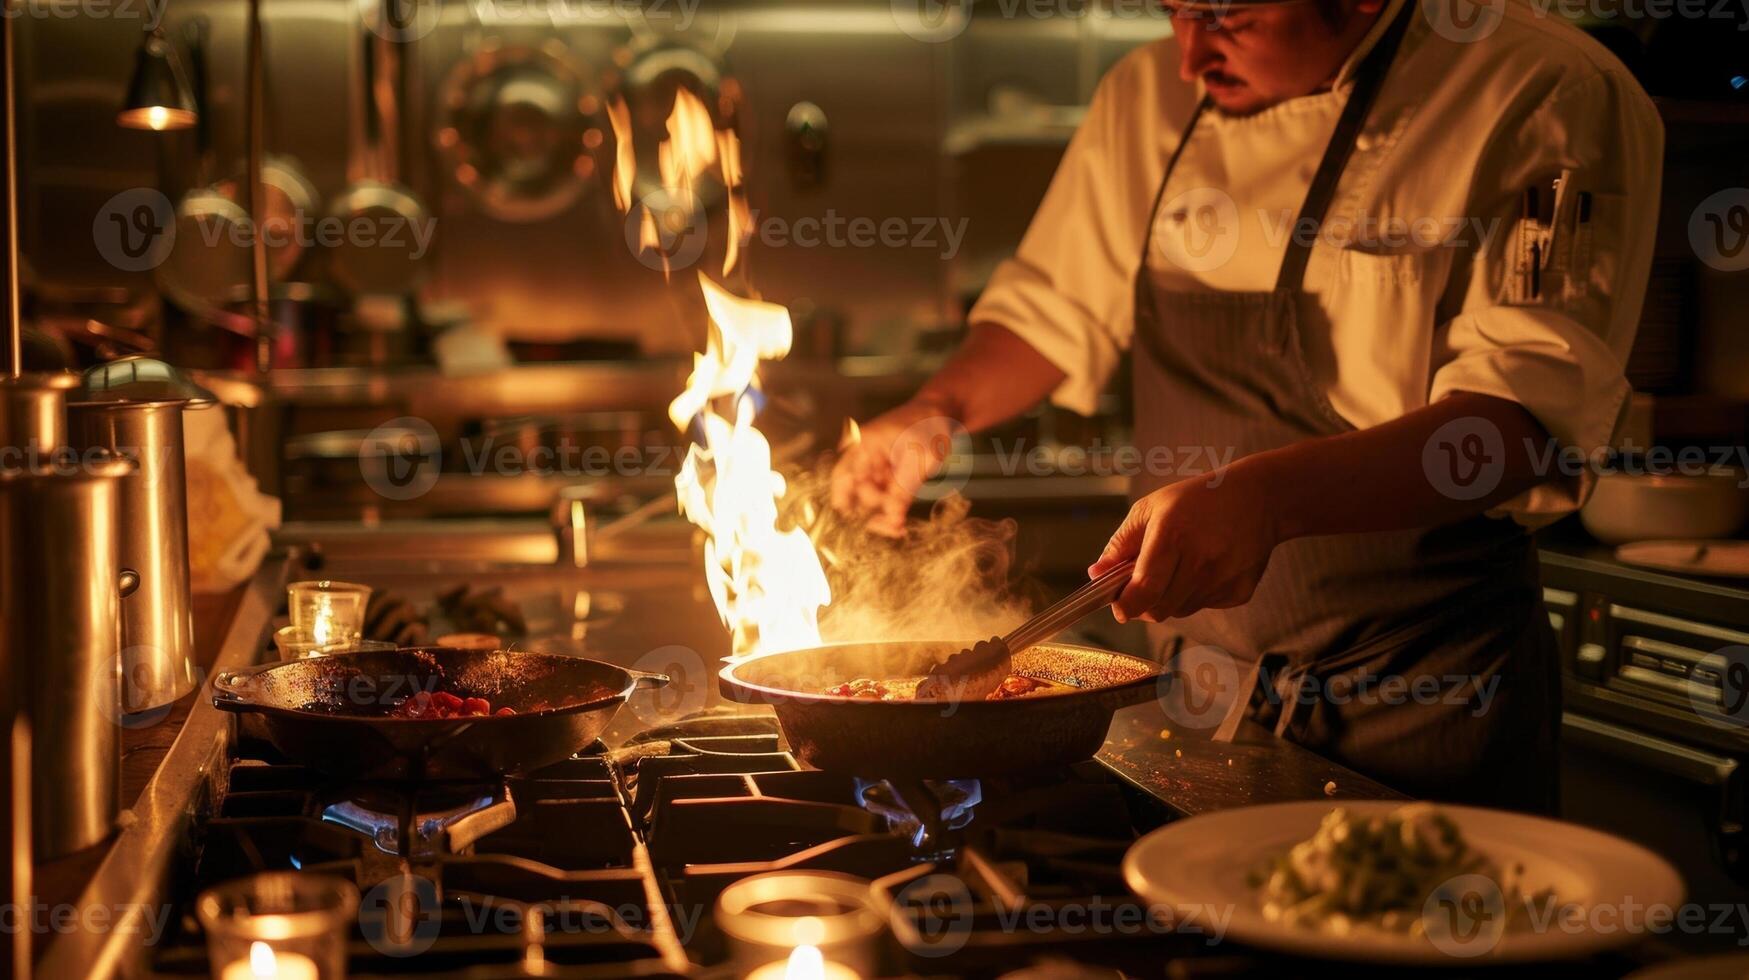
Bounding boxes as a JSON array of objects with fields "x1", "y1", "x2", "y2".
[
  {"x1": 0, "y1": 451, "x2": 133, "y2": 858},
  {"x1": 66, "y1": 400, "x2": 202, "y2": 713},
  {"x1": 0, "y1": 371, "x2": 77, "y2": 455}
]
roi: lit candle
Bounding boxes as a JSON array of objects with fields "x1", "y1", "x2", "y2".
[
  {"x1": 745, "y1": 945, "x2": 860, "y2": 980},
  {"x1": 311, "y1": 597, "x2": 335, "y2": 646},
  {"x1": 220, "y1": 941, "x2": 318, "y2": 980}
]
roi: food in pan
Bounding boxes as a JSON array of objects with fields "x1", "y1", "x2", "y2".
[
  {"x1": 391, "y1": 690, "x2": 517, "y2": 719},
  {"x1": 1251, "y1": 803, "x2": 1551, "y2": 936},
  {"x1": 823, "y1": 674, "x2": 1064, "y2": 701}
]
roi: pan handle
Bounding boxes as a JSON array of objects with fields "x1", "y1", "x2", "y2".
[
  {"x1": 624, "y1": 668, "x2": 671, "y2": 692},
  {"x1": 209, "y1": 660, "x2": 275, "y2": 713}
]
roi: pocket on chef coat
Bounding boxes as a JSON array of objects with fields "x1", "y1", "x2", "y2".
[{"x1": 1310, "y1": 247, "x2": 1455, "y2": 415}]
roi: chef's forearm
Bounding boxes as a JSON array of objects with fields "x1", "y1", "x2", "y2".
[
  {"x1": 1244, "y1": 392, "x2": 1553, "y2": 543},
  {"x1": 912, "y1": 323, "x2": 1067, "y2": 433}
]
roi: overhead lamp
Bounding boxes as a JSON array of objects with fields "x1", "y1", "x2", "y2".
[{"x1": 117, "y1": 28, "x2": 196, "y2": 131}]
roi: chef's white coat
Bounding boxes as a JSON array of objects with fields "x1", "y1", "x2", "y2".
[{"x1": 969, "y1": 0, "x2": 1663, "y2": 524}]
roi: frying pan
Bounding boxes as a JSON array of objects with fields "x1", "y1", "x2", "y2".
[
  {"x1": 719, "y1": 641, "x2": 1163, "y2": 778},
  {"x1": 212, "y1": 647, "x2": 667, "y2": 781}
]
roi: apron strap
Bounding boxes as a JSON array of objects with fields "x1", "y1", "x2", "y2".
[
  {"x1": 1136, "y1": 96, "x2": 1212, "y2": 262},
  {"x1": 1273, "y1": 0, "x2": 1419, "y2": 292}
]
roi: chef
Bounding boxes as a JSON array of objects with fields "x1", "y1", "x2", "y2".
[{"x1": 832, "y1": 0, "x2": 1661, "y2": 811}]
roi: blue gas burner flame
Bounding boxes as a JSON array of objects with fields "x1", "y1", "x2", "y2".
[{"x1": 855, "y1": 778, "x2": 983, "y2": 850}]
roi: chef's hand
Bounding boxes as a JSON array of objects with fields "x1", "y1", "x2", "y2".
[
  {"x1": 1088, "y1": 462, "x2": 1282, "y2": 624},
  {"x1": 829, "y1": 399, "x2": 959, "y2": 538}
]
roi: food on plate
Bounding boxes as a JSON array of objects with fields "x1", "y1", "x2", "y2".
[
  {"x1": 824, "y1": 674, "x2": 1064, "y2": 701},
  {"x1": 392, "y1": 690, "x2": 516, "y2": 719},
  {"x1": 1251, "y1": 803, "x2": 1550, "y2": 936}
]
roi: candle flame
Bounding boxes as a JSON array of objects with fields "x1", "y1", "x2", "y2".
[
  {"x1": 249, "y1": 942, "x2": 277, "y2": 979},
  {"x1": 785, "y1": 944, "x2": 826, "y2": 980}
]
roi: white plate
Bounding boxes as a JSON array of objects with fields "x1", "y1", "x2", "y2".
[
  {"x1": 1616, "y1": 540, "x2": 1749, "y2": 578},
  {"x1": 1122, "y1": 800, "x2": 1684, "y2": 966}
]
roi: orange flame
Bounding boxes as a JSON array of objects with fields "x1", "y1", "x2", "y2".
[
  {"x1": 659, "y1": 88, "x2": 718, "y2": 195},
  {"x1": 606, "y1": 95, "x2": 636, "y2": 213},
  {"x1": 671, "y1": 274, "x2": 830, "y2": 657}
]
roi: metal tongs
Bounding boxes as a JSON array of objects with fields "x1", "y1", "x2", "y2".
[{"x1": 917, "y1": 560, "x2": 1137, "y2": 701}]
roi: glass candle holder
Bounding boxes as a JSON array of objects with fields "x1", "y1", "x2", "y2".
[
  {"x1": 197, "y1": 872, "x2": 358, "y2": 980},
  {"x1": 274, "y1": 627, "x2": 397, "y2": 660},
  {"x1": 286, "y1": 581, "x2": 372, "y2": 645},
  {"x1": 715, "y1": 872, "x2": 882, "y2": 977}
]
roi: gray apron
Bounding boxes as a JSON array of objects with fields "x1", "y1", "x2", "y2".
[{"x1": 1133, "y1": 4, "x2": 1560, "y2": 811}]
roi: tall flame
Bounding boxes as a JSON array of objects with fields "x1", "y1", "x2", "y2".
[
  {"x1": 606, "y1": 95, "x2": 636, "y2": 213},
  {"x1": 670, "y1": 275, "x2": 830, "y2": 656},
  {"x1": 607, "y1": 86, "x2": 829, "y2": 657},
  {"x1": 659, "y1": 88, "x2": 718, "y2": 194}
]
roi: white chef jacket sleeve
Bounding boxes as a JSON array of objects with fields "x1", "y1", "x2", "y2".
[
  {"x1": 967, "y1": 52, "x2": 1163, "y2": 417},
  {"x1": 1428, "y1": 67, "x2": 1662, "y2": 525}
]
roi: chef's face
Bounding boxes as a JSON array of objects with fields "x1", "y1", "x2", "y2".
[{"x1": 1169, "y1": 0, "x2": 1387, "y2": 115}]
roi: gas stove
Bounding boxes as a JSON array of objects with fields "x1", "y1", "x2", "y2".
[{"x1": 146, "y1": 712, "x2": 1189, "y2": 978}]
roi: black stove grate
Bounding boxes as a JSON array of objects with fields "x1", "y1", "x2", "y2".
[{"x1": 152, "y1": 714, "x2": 1184, "y2": 978}]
